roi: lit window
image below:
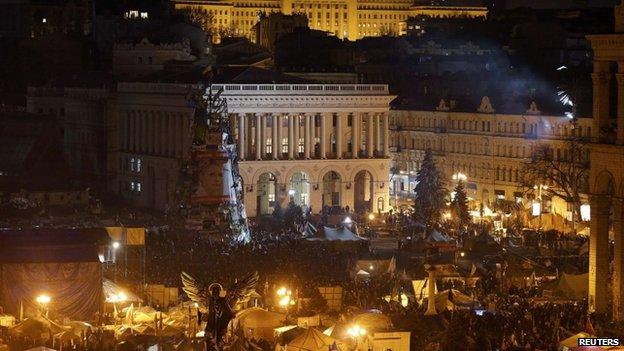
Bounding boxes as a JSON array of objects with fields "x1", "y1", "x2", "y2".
[
  {"x1": 130, "y1": 157, "x2": 142, "y2": 172},
  {"x1": 130, "y1": 181, "x2": 142, "y2": 193}
]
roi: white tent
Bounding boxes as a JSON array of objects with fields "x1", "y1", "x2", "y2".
[
  {"x1": 232, "y1": 307, "x2": 285, "y2": 341},
  {"x1": 280, "y1": 328, "x2": 346, "y2": 351},
  {"x1": 307, "y1": 227, "x2": 367, "y2": 241}
]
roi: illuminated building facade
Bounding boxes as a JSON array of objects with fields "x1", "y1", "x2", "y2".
[
  {"x1": 171, "y1": 0, "x2": 487, "y2": 41},
  {"x1": 585, "y1": 0, "x2": 624, "y2": 320},
  {"x1": 217, "y1": 83, "x2": 394, "y2": 216},
  {"x1": 389, "y1": 98, "x2": 592, "y2": 218}
]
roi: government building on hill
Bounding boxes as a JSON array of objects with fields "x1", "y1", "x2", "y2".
[{"x1": 172, "y1": 0, "x2": 487, "y2": 41}]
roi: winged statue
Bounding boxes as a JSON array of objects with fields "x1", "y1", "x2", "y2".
[{"x1": 181, "y1": 271, "x2": 259, "y2": 347}]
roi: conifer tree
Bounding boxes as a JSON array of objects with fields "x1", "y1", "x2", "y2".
[{"x1": 413, "y1": 149, "x2": 447, "y2": 227}]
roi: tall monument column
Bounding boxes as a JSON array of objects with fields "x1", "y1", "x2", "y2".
[
  {"x1": 613, "y1": 197, "x2": 624, "y2": 320},
  {"x1": 592, "y1": 61, "x2": 612, "y2": 142},
  {"x1": 589, "y1": 194, "x2": 611, "y2": 314}
]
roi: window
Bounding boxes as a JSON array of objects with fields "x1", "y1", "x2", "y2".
[
  {"x1": 282, "y1": 138, "x2": 288, "y2": 153},
  {"x1": 130, "y1": 181, "x2": 142, "y2": 193},
  {"x1": 130, "y1": 157, "x2": 142, "y2": 172},
  {"x1": 298, "y1": 138, "x2": 304, "y2": 153}
]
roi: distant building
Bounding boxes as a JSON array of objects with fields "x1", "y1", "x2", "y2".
[
  {"x1": 251, "y1": 12, "x2": 308, "y2": 52},
  {"x1": 389, "y1": 98, "x2": 592, "y2": 219},
  {"x1": 172, "y1": 0, "x2": 487, "y2": 41},
  {"x1": 26, "y1": 75, "x2": 113, "y2": 190},
  {"x1": 0, "y1": 0, "x2": 91, "y2": 38},
  {"x1": 217, "y1": 83, "x2": 395, "y2": 216},
  {"x1": 0, "y1": 111, "x2": 69, "y2": 192},
  {"x1": 113, "y1": 38, "x2": 197, "y2": 78},
  {"x1": 108, "y1": 82, "x2": 194, "y2": 210}
]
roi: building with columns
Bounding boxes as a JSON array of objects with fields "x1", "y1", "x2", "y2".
[
  {"x1": 585, "y1": 0, "x2": 624, "y2": 320},
  {"x1": 389, "y1": 98, "x2": 593, "y2": 218},
  {"x1": 213, "y1": 83, "x2": 395, "y2": 216},
  {"x1": 171, "y1": 0, "x2": 486, "y2": 41}
]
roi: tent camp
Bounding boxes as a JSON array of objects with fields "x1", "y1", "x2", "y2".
[
  {"x1": 424, "y1": 289, "x2": 479, "y2": 313},
  {"x1": 352, "y1": 312, "x2": 392, "y2": 332},
  {"x1": 0, "y1": 228, "x2": 108, "y2": 320},
  {"x1": 280, "y1": 328, "x2": 346, "y2": 351},
  {"x1": 412, "y1": 279, "x2": 437, "y2": 303},
  {"x1": 354, "y1": 257, "x2": 396, "y2": 277},
  {"x1": 307, "y1": 226, "x2": 367, "y2": 242},
  {"x1": 10, "y1": 316, "x2": 65, "y2": 339},
  {"x1": 543, "y1": 273, "x2": 588, "y2": 300},
  {"x1": 232, "y1": 307, "x2": 285, "y2": 341},
  {"x1": 104, "y1": 279, "x2": 143, "y2": 303}
]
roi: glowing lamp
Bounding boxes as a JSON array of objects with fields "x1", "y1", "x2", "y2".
[
  {"x1": 36, "y1": 294, "x2": 51, "y2": 305},
  {"x1": 368, "y1": 213, "x2": 375, "y2": 220},
  {"x1": 112, "y1": 241, "x2": 120, "y2": 249}
]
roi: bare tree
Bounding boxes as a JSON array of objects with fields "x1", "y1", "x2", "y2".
[
  {"x1": 178, "y1": 6, "x2": 215, "y2": 33},
  {"x1": 520, "y1": 132, "x2": 589, "y2": 222}
]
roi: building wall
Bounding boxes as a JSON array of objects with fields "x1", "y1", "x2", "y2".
[
  {"x1": 172, "y1": 0, "x2": 486, "y2": 41},
  {"x1": 214, "y1": 83, "x2": 395, "y2": 216},
  {"x1": 26, "y1": 87, "x2": 111, "y2": 188},
  {"x1": 389, "y1": 108, "x2": 592, "y2": 217},
  {"x1": 110, "y1": 83, "x2": 194, "y2": 210},
  {"x1": 113, "y1": 38, "x2": 195, "y2": 78}
]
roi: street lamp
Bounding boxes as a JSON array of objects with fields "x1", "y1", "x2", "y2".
[
  {"x1": 347, "y1": 324, "x2": 367, "y2": 349},
  {"x1": 533, "y1": 184, "x2": 548, "y2": 229},
  {"x1": 112, "y1": 241, "x2": 120, "y2": 249},
  {"x1": 36, "y1": 294, "x2": 51, "y2": 317},
  {"x1": 276, "y1": 287, "x2": 295, "y2": 315}
]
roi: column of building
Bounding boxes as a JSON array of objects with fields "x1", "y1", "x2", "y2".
[
  {"x1": 288, "y1": 114, "x2": 295, "y2": 159},
  {"x1": 255, "y1": 114, "x2": 262, "y2": 160},
  {"x1": 592, "y1": 61, "x2": 611, "y2": 142},
  {"x1": 352, "y1": 112, "x2": 359, "y2": 158},
  {"x1": 367, "y1": 113, "x2": 374, "y2": 158},
  {"x1": 617, "y1": 62, "x2": 624, "y2": 145},
  {"x1": 383, "y1": 112, "x2": 389, "y2": 157},
  {"x1": 272, "y1": 114, "x2": 279, "y2": 159},
  {"x1": 320, "y1": 113, "x2": 327, "y2": 159},
  {"x1": 614, "y1": 197, "x2": 624, "y2": 320},
  {"x1": 238, "y1": 113, "x2": 246, "y2": 160},
  {"x1": 589, "y1": 194, "x2": 611, "y2": 314},
  {"x1": 336, "y1": 113, "x2": 343, "y2": 159},
  {"x1": 304, "y1": 113, "x2": 312, "y2": 159}
]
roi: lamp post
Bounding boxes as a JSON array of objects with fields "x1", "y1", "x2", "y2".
[
  {"x1": 346, "y1": 324, "x2": 367, "y2": 350},
  {"x1": 276, "y1": 287, "x2": 295, "y2": 317},
  {"x1": 36, "y1": 294, "x2": 51, "y2": 317},
  {"x1": 533, "y1": 184, "x2": 548, "y2": 230}
]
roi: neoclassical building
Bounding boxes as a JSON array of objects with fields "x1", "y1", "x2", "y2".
[
  {"x1": 213, "y1": 83, "x2": 395, "y2": 216},
  {"x1": 585, "y1": 0, "x2": 624, "y2": 320},
  {"x1": 172, "y1": 0, "x2": 486, "y2": 41},
  {"x1": 389, "y1": 98, "x2": 593, "y2": 218}
]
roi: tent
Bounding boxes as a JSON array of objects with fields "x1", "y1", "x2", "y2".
[
  {"x1": 543, "y1": 273, "x2": 588, "y2": 300},
  {"x1": 426, "y1": 230, "x2": 451, "y2": 243},
  {"x1": 412, "y1": 279, "x2": 437, "y2": 303},
  {"x1": 282, "y1": 328, "x2": 346, "y2": 351},
  {"x1": 352, "y1": 312, "x2": 392, "y2": 332},
  {"x1": 232, "y1": 307, "x2": 285, "y2": 341},
  {"x1": 354, "y1": 257, "x2": 396, "y2": 276},
  {"x1": 307, "y1": 226, "x2": 367, "y2": 242},
  {"x1": 103, "y1": 279, "x2": 143, "y2": 303},
  {"x1": 10, "y1": 316, "x2": 65, "y2": 338},
  {"x1": 424, "y1": 289, "x2": 478, "y2": 313}
]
